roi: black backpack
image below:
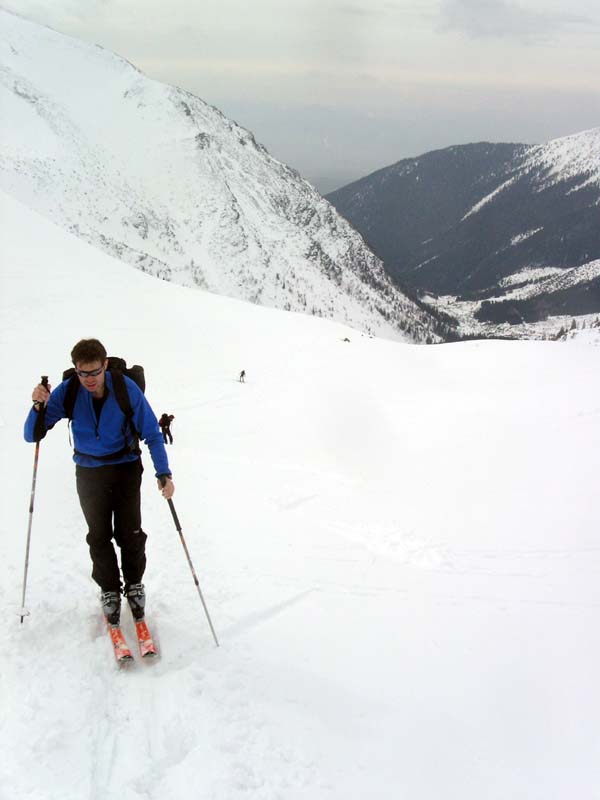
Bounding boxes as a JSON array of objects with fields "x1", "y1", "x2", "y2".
[{"x1": 62, "y1": 356, "x2": 146, "y2": 459}]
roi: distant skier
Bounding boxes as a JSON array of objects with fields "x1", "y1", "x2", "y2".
[
  {"x1": 239, "y1": 370, "x2": 246, "y2": 383},
  {"x1": 24, "y1": 338, "x2": 174, "y2": 628},
  {"x1": 159, "y1": 412, "x2": 174, "y2": 444}
]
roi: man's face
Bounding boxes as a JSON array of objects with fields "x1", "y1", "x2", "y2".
[{"x1": 75, "y1": 359, "x2": 108, "y2": 397}]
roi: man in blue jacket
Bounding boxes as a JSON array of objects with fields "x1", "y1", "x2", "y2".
[{"x1": 24, "y1": 338, "x2": 175, "y2": 627}]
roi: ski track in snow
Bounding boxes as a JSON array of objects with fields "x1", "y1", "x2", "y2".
[{"x1": 2, "y1": 191, "x2": 600, "y2": 797}]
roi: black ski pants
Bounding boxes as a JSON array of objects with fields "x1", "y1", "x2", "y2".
[{"x1": 76, "y1": 460, "x2": 147, "y2": 593}]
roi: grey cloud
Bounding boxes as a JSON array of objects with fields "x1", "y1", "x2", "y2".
[
  {"x1": 338, "y1": 1, "x2": 432, "y2": 20},
  {"x1": 439, "y1": 0, "x2": 593, "y2": 41},
  {"x1": 337, "y1": 3, "x2": 377, "y2": 17}
]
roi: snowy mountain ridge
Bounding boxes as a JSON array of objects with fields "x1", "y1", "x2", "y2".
[
  {"x1": 328, "y1": 130, "x2": 600, "y2": 338},
  {"x1": 0, "y1": 8, "x2": 439, "y2": 343},
  {"x1": 523, "y1": 127, "x2": 600, "y2": 190},
  {"x1": 461, "y1": 128, "x2": 600, "y2": 219}
]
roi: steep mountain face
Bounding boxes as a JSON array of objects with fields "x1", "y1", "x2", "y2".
[
  {"x1": 328, "y1": 133, "x2": 600, "y2": 333},
  {"x1": 0, "y1": 10, "x2": 439, "y2": 343}
]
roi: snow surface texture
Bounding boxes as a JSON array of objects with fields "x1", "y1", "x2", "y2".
[
  {"x1": 0, "y1": 8, "x2": 437, "y2": 344},
  {"x1": 2, "y1": 190, "x2": 600, "y2": 799}
]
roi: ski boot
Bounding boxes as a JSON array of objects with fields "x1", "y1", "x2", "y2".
[
  {"x1": 125, "y1": 582, "x2": 146, "y2": 621},
  {"x1": 100, "y1": 590, "x2": 121, "y2": 626}
]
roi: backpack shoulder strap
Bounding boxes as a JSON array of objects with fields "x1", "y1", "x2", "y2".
[
  {"x1": 109, "y1": 368, "x2": 132, "y2": 418},
  {"x1": 109, "y1": 369, "x2": 141, "y2": 445},
  {"x1": 62, "y1": 371, "x2": 79, "y2": 421}
]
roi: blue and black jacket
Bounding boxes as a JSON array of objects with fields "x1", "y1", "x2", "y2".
[{"x1": 24, "y1": 372, "x2": 171, "y2": 477}]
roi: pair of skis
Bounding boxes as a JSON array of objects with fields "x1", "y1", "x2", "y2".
[{"x1": 108, "y1": 617, "x2": 157, "y2": 664}]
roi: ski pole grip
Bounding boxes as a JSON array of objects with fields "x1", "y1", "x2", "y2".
[{"x1": 33, "y1": 376, "x2": 49, "y2": 412}]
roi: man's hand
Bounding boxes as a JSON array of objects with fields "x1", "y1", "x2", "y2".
[
  {"x1": 157, "y1": 476, "x2": 175, "y2": 500},
  {"x1": 32, "y1": 382, "x2": 51, "y2": 409}
]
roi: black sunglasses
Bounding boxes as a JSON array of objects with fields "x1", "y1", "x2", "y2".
[{"x1": 75, "y1": 366, "x2": 104, "y2": 378}]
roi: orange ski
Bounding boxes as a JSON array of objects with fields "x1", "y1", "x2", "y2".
[
  {"x1": 107, "y1": 624, "x2": 134, "y2": 663},
  {"x1": 134, "y1": 619, "x2": 158, "y2": 658}
]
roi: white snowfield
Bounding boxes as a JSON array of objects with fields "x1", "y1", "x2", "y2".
[{"x1": 2, "y1": 190, "x2": 600, "y2": 798}]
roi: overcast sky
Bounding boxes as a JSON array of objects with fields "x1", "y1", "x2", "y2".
[{"x1": 4, "y1": 0, "x2": 600, "y2": 191}]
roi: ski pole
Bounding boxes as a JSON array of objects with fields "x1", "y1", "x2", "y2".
[
  {"x1": 19, "y1": 375, "x2": 48, "y2": 623},
  {"x1": 161, "y1": 479, "x2": 219, "y2": 647}
]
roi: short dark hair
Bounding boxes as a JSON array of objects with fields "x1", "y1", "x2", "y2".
[{"x1": 71, "y1": 338, "x2": 107, "y2": 366}]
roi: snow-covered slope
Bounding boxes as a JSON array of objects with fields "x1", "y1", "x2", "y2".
[
  {"x1": 522, "y1": 127, "x2": 600, "y2": 189},
  {"x1": 0, "y1": 8, "x2": 438, "y2": 343},
  {"x1": 2, "y1": 190, "x2": 600, "y2": 798}
]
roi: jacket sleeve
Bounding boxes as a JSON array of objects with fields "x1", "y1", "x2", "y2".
[
  {"x1": 127, "y1": 382, "x2": 171, "y2": 477},
  {"x1": 24, "y1": 382, "x2": 68, "y2": 442}
]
